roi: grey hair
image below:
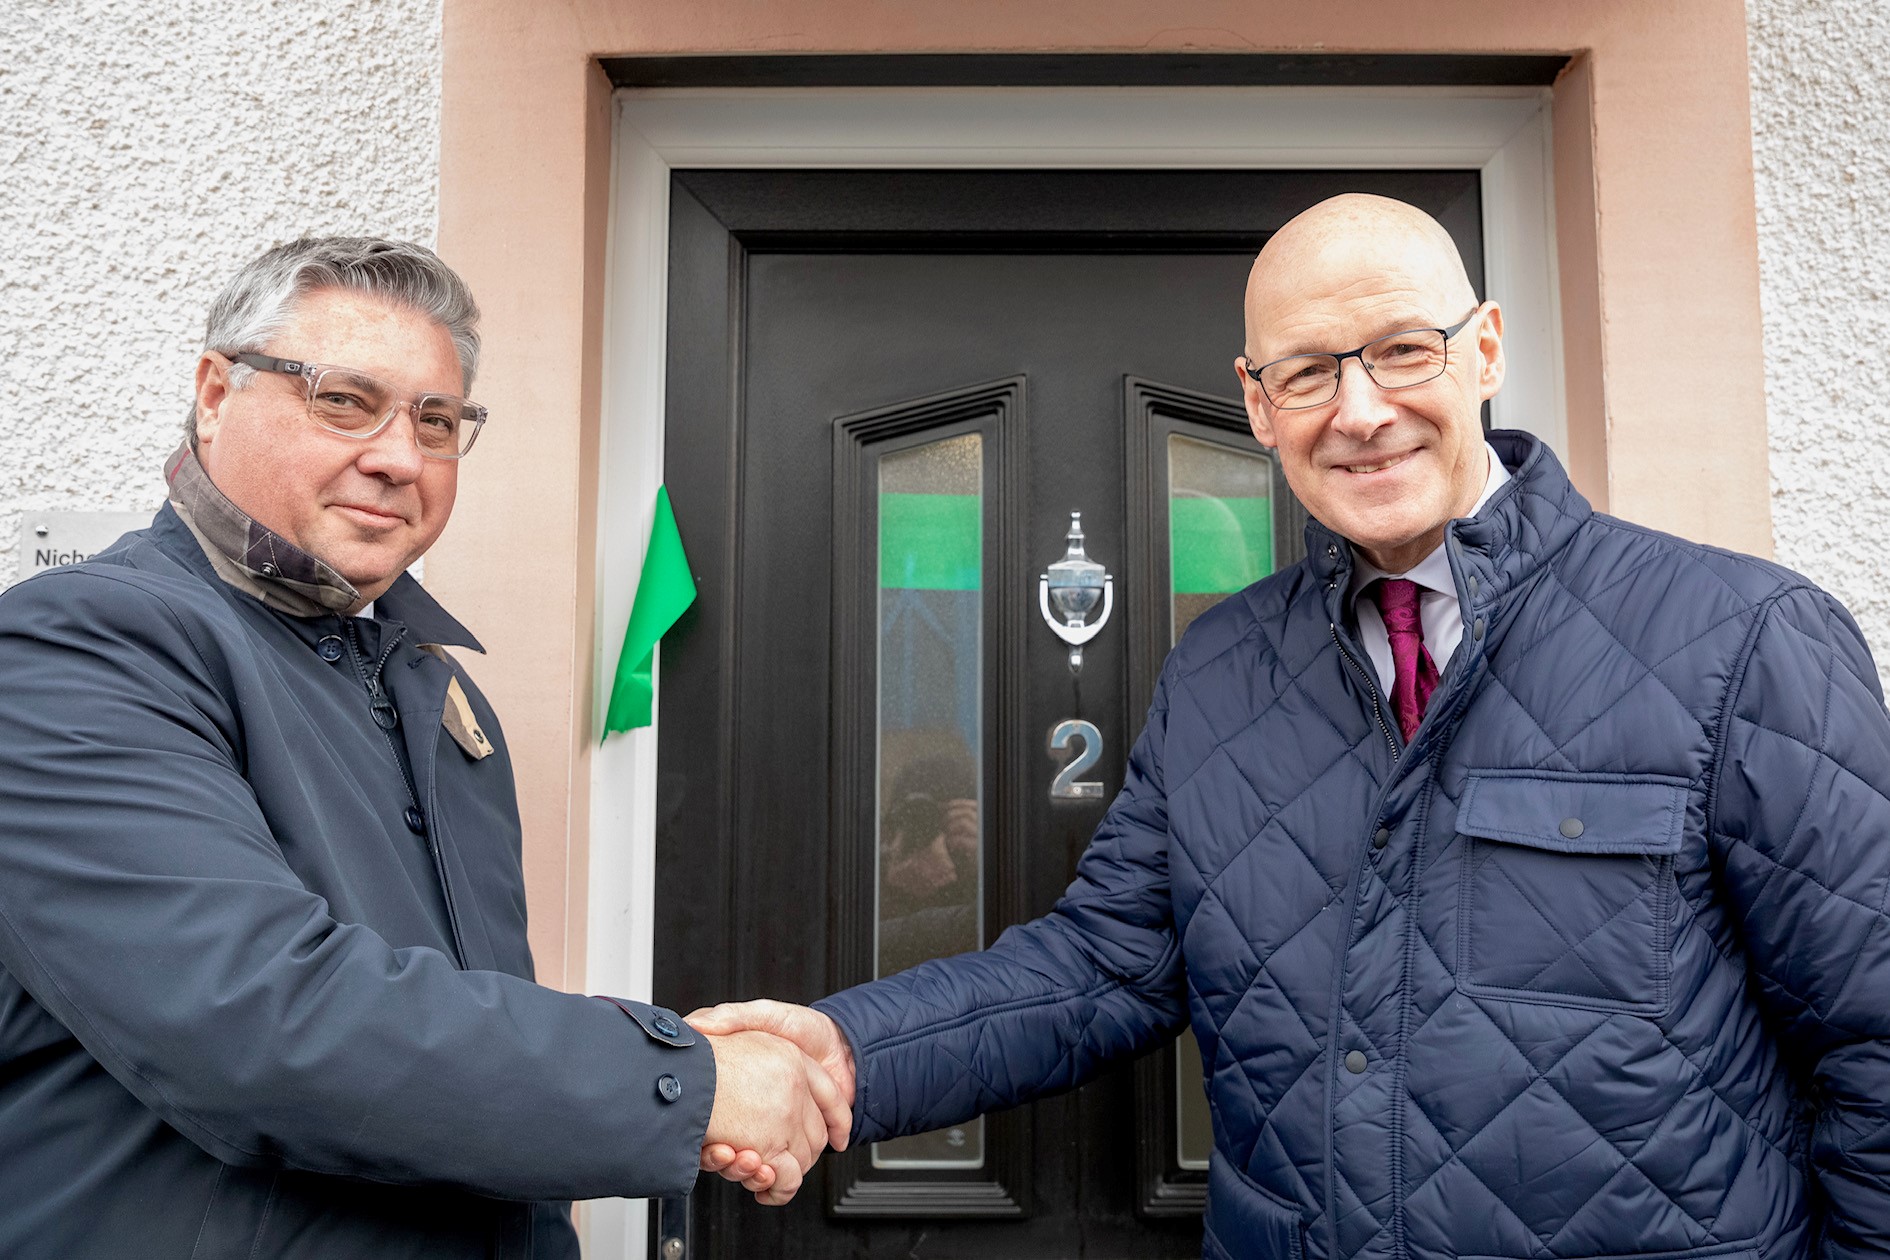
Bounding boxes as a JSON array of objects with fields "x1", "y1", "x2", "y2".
[{"x1": 189, "y1": 236, "x2": 481, "y2": 445}]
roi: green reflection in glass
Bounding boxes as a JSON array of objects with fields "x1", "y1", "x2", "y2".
[
  {"x1": 880, "y1": 493, "x2": 981, "y2": 591},
  {"x1": 1171, "y1": 497, "x2": 1271, "y2": 593},
  {"x1": 1170, "y1": 434, "x2": 1275, "y2": 642},
  {"x1": 872, "y1": 433, "x2": 986, "y2": 1171}
]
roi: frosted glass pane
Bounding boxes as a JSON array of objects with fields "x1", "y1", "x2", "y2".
[
  {"x1": 873, "y1": 432, "x2": 985, "y2": 1171},
  {"x1": 1169, "y1": 434, "x2": 1274, "y2": 641},
  {"x1": 1175, "y1": 1030, "x2": 1212, "y2": 1170}
]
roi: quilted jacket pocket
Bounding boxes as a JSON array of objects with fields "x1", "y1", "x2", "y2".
[
  {"x1": 1456, "y1": 772, "x2": 1687, "y2": 1015},
  {"x1": 1203, "y1": 1150, "x2": 1306, "y2": 1260}
]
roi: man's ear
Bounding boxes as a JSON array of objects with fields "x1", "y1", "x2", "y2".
[
  {"x1": 1474, "y1": 301, "x2": 1506, "y2": 403},
  {"x1": 1237, "y1": 357, "x2": 1280, "y2": 449},
  {"x1": 193, "y1": 353, "x2": 231, "y2": 446}
]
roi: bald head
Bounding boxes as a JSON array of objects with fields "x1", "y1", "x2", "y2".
[{"x1": 1244, "y1": 194, "x2": 1477, "y2": 361}]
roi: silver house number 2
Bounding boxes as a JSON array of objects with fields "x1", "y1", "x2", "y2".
[{"x1": 1048, "y1": 719, "x2": 1104, "y2": 801}]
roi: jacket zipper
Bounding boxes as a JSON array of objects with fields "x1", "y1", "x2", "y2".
[
  {"x1": 1328, "y1": 619, "x2": 1426, "y2": 1260},
  {"x1": 1331, "y1": 622, "x2": 1399, "y2": 757},
  {"x1": 342, "y1": 621, "x2": 468, "y2": 966}
]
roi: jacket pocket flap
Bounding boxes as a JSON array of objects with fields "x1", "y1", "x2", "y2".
[{"x1": 1459, "y1": 773, "x2": 1687, "y2": 856}]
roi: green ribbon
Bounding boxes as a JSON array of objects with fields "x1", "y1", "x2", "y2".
[{"x1": 603, "y1": 486, "x2": 697, "y2": 737}]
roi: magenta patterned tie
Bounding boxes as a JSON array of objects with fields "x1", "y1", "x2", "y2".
[{"x1": 1372, "y1": 578, "x2": 1440, "y2": 743}]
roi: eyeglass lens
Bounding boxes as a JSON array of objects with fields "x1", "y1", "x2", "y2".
[
  {"x1": 1260, "y1": 328, "x2": 1451, "y2": 409},
  {"x1": 308, "y1": 367, "x2": 479, "y2": 456}
]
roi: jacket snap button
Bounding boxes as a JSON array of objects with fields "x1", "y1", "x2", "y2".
[
  {"x1": 654, "y1": 1014, "x2": 680, "y2": 1038},
  {"x1": 316, "y1": 636, "x2": 344, "y2": 662},
  {"x1": 403, "y1": 806, "x2": 426, "y2": 835},
  {"x1": 1473, "y1": 616, "x2": 1486, "y2": 641},
  {"x1": 1468, "y1": 575, "x2": 1479, "y2": 597},
  {"x1": 1372, "y1": 828, "x2": 1390, "y2": 850},
  {"x1": 1344, "y1": 1050, "x2": 1367, "y2": 1074},
  {"x1": 1559, "y1": 817, "x2": 1584, "y2": 839},
  {"x1": 656, "y1": 1073, "x2": 683, "y2": 1103}
]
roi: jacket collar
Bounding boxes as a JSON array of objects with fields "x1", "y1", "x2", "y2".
[
  {"x1": 1305, "y1": 429, "x2": 1593, "y2": 621},
  {"x1": 159, "y1": 443, "x2": 483, "y2": 651}
]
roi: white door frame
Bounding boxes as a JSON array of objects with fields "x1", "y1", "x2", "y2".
[{"x1": 585, "y1": 83, "x2": 1563, "y2": 1257}]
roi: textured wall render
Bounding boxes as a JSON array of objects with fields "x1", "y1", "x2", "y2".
[
  {"x1": 0, "y1": 0, "x2": 441, "y2": 581},
  {"x1": 1749, "y1": 0, "x2": 1890, "y2": 666}
]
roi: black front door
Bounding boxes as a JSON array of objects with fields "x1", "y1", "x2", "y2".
[{"x1": 654, "y1": 169, "x2": 1484, "y2": 1259}]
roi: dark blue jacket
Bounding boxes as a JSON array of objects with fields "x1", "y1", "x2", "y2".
[
  {"x1": 0, "y1": 505, "x2": 713, "y2": 1259},
  {"x1": 817, "y1": 432, "x2": 1890, "y2": 1259}
]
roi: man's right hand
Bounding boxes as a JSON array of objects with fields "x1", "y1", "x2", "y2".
[
  {"x1": 691, "y1": 1002, "x2": 857, "y2": 1201},
  {"x1": 700, "y1": 1028, "x2": 850, "y2": 1205}
]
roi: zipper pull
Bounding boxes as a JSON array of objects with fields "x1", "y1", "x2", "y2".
[{"x1": 364, "y1": 677, "x2": 400, "y2": 730}]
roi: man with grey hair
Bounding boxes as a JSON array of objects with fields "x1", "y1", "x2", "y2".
[{"x1": 0, "y1": 236, "x2": 847, "y2": 1259}]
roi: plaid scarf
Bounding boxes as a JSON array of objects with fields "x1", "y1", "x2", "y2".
[{"x1": 163, "y1": 443, "x2": 361, "y2": 617}]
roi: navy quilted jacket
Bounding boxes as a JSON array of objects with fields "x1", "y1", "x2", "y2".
[{"x1": 816, "y1": 431, "x2": 1890, "y2": 1259}]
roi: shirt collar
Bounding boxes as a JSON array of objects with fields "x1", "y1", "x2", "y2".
[{"x1": 1346, "y1": 440, "x2": 1512, "y2": 606}]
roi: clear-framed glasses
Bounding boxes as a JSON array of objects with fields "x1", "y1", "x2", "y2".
[
  {"x1": 1241, "y1": 308, "x2": 1482, "y2": 410},
  {"x1": 226, "y1": 352, "x2": 488, "y2": 459}
]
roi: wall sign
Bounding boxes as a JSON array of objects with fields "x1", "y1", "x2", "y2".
[{"x1": 15, "y1": 510, "x2": 153, "y2": 582}]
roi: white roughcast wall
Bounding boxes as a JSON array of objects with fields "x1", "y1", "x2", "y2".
[
  {"x1": 1748, "y1": 0, "x2": 1890, "y2": 668},
  {"x1": 0, "y1": 0, "x2": 441, "y2": 581},
  {"x1": 2, "y1": 3, "x2": 1888, "y2": 663}
]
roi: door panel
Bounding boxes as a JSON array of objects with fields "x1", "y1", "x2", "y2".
[
  {"x1": 831, "y1": 380, "x2": 1030, "y2": 1215},
  {"x1": 655, "y1": 169, "x2": 1483, "y2": 1259}
]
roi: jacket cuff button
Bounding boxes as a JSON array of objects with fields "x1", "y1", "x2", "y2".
[{"x1": 656, "y1": 1073, "x2": 683, "y2": 1103}]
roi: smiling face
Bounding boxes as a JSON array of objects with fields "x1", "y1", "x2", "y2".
[
  {"x1": 192, "y1": 287, "x2": 464, "y2": 609},
  {"x1": 1236, "y1": 195, "x2": 1505, "y2": 574}
]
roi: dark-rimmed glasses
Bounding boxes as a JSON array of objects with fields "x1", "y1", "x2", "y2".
[
  {"x1": 1241, "y1": 309, "x2": 1481, "y2": 410},
  {"x1": 226, "y1": 352, "x2": 488, "y2": 459}
]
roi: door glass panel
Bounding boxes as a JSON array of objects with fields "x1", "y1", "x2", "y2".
[
  {"x1": 1173, "y1": 1038, "x2": 1213, "y2": 1171},
  {"x1": 1167, "y1": 432, "x2": 1276, "y2": 1172},
  {"x1": 873, "y1": 433, "x2": 986, "y2": 1170},
  {"x1": 1169, "y1": 434, "x2": 1273, "y2": 644}
]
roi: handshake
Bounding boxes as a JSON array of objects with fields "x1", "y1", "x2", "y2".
[{"x1": 687, "y1": 999, "x2": 855, "y2": 1206}]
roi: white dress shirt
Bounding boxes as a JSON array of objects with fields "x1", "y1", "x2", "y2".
[{"x1": 1346, "y1": 442, "x2": 1511, "y2": 692}]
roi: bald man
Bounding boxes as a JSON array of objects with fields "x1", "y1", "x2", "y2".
[{"x1": 694, "y1": 195, "x2": 1890, "y2": 1256}]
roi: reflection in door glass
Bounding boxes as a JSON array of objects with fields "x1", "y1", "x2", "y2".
[
  {"x1": 1168, "y1": 433, "x2": 1275, "y2": 1172},
  {"x1": 873, "y1": 433, "x2": 986, "y2": 1170},
  {"x1": 1169, "y1": 435, "x2": 1273, "y2": 644}
]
